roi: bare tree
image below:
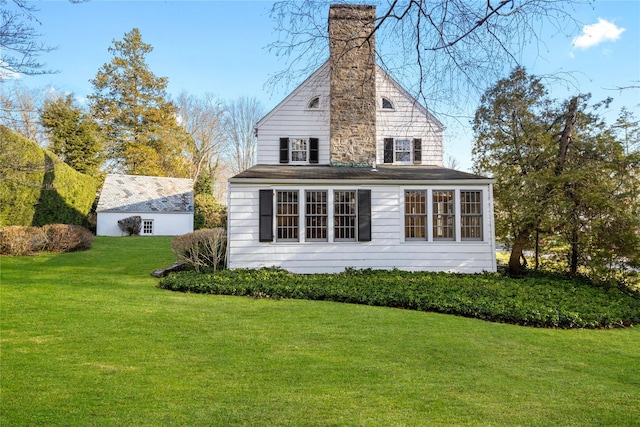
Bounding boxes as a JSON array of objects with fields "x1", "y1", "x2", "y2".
[
  {"x1": 268, "y1": 0, "x2": 588, "y2": 114},
  {"x1": 223, "y1": 97, "x2": 265, "y2": 174},
  {"x1": 445, "y1": 154, "x2": 460, "y2": 170},
  {"x1": 0, "y1": 82, "x2": 45, "y2": 143},
  {"x1": 0, "y1": 0, "x2": 58, "y2": 79},
  {"x1": 175, "y1": 91, "x2": 226, "y2": 183}
]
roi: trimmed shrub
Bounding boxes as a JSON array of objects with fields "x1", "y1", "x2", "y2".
[
  {"x1": 118, "y1": 216, "x2": 141, "y2": 236},
  {"x1": 0, "y1": 226, "x2": 47, "y2": 256},
  {"x1": 43, "y1": 224, "x2": 94, "y2": 252},
  {"x1": 0, "y1": 224, "x2": 93, "y2": 256},
  {"x1": 171, "y1": 228, "x2": 226, "y2": 272}
]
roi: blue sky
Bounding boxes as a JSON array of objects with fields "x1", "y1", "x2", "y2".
[{"x1": 18, "y1": 0, "x2": 640, "y2": 171}]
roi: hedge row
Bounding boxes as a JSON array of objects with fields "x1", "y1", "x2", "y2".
[
  {"x1": 0, "y1": 127, "x2": 100, "y2": 227},
  {"x1": 158, "y1": 268, "x2": 640, "y2": 329}
]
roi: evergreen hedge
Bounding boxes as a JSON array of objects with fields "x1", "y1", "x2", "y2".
[{"x1": 0, "y1": 127, "x2": 100, "y2": 227}]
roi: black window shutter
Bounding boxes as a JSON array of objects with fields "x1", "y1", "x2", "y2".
[
  {"x1": 357, "y1": 190, "x2": 372, "y2": 242},
  {"x1": 383, "y1": 138, "x2": 394, "y2": 164},
  {"x1": 259, "y1": 190, "x2": 273, "y2": 242},
  {"x1": 309, "y1": 138, "x2": 319, "y2": 163},
  {"x1": 413, "y1": 138, "x2": 422, "y2": 164},
  {"x1": 279, "y1": 138, "x2": 289, "y2": 164}
]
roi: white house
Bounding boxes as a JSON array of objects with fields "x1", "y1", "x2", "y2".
[
  {"x1": 226, "y1": 4, "x2": 496, "y2": 274},
  {"x1": 96, "y1": 174, "x2": 194, "y2": 236}
]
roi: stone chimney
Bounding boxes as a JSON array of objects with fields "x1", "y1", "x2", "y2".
[{"x1": 328, "y1": 4, "x2": 376, "y2": 165}]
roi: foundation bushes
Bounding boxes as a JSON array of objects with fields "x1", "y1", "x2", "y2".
[
  {"x1": 171, "y1": 228, "x2": 226, "y2": 272},
  {"x1": 0, "y1": 224, "x2": 94, "y2": 256},
  {"x1": 158, "y1": 268, "x2": 640, "y2": 329}
]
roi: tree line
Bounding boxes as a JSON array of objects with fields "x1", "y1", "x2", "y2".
[{"x1": 1, "y1": 28, "x2": 264, "y2": 196}]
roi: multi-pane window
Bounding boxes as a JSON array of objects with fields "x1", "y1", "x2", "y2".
[
  {"x1": 461, "y1": 191, "x2": 483, "y2": 240},
  {"x1": 395, "y1": 139, "x2": 411, "y2": 162},
  {"x1": 291, "y1": 139, "x2": 308, "y2": 162},
  {"x1": 334, "y1": 190, "x2": 356, "y2": 241},
  {"x1": 306, "y1": 190, "x2": 328, "y2": 241},
  {"x1": 405, "y1": 191, "x2": 427, "y2": 239},
  {"x1": 433, "y1": 190, "x2": 455, "y2": 240},
  {"x1": 276, "y1": 191, "x2": 298, "y2": 241},
  {"x1": 142, "y1": 219, "x2": 153, "y2": 235}
]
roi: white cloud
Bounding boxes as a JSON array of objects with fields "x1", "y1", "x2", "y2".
[
  {"x1": 0, "y1": 59, "x2": 21, "y2": 81},
  {"x1": 572, "y1": 18, "x2": 625, "y2": 49}
]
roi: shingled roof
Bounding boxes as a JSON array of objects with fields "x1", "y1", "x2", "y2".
[
  {"x1": 230, "y1": 165, "x2": 493, "y2": 184},
  {"x1": 97, "y1": 174, "x2": 194, "y2": 213}
]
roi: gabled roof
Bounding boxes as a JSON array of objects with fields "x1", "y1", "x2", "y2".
[
  {"x1": 97, "y1": 174, "x2": 194, "y2": 213},
  {"x1": 255, "y1": 61, "x2": 444, "y2": 131},
  {"x1": 375, "y1": 64, "x2": 445, "y2": 132},
  {"x1": 230, "y1": 165, "x2": 493, "y2": 185},
  {"x1": 256, "y1": 61, "x2": 330, "y2": 129}
]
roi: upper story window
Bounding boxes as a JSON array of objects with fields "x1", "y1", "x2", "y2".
[
  {"x1": 307, "y1": 96, "x2": 320, "y2": 109},
  {"x1": 280, "y1": 137, "x2": 319, "y2": 164},
  {"x1": 291, "y1": 138, "x2": 308, "y2": 162},
  {"x1": 384, "y1": 138, "x2": 422, "y2": 165},
  {"x1": 382, "y1": 97, "x2": 394, "y2": 109}
]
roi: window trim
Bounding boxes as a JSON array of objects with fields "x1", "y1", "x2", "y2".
[
  {"x1": 276, "y1": 190, "x2": 299, "y2": 242},
  {"x1": 460, "y1": 190, "x2": 483, "y2": 241},
  {"x1": 279, "y1": 137, "x2": 319, "y2": 165},
  {"x1": 383, "y1": 138, "x2": 423, "y2": 165},
  {"x1": 259, "y1": 189, "x2": 371, "y2": 244},
  {"x1": 290, "y1": 138, "x2": 308, "y2": 164},
  {"x1": 306, "y1": 96, "x2": 321, "y2": 110},
  {"x1": 381, "y1": 97, "x2": 394, "y2": 110},
  {"x1": 305, "y1": 190, "x2": 328, "y2": 242},
  {"x1": 141, "y1": 219, "x2": 154, "y2": 235},
  {"x1": 404, "y1": 190, "x2": 427, "y2": 240},
  {"x1": 402, "y1": 188, "x2": 485, "y2": 243},
  {"x1": 432, "y1": 190, "x2": 455, "y2": 241}
]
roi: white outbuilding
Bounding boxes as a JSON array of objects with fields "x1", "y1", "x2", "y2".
[{"x1": 96, "y1": 174, "x2": 194, "y2": 236}]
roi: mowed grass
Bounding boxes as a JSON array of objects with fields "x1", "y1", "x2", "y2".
[{"x1": 1, "y1": 237, "x2": 639, "y2": 426}]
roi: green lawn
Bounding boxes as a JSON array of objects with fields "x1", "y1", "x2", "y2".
[{"x1": 1, "y1": 237, "x2": 639, "y2": 426}]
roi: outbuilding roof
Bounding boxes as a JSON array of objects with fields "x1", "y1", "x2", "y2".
[
  {"x1": 96, "y1": 174, "x2": 194, "y2": 213},
  {"x1": 230, "y1": 165, "x2": 493, "y2": 185}
]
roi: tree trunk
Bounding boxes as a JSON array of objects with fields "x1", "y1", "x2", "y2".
[{"x1": 508, "y1": 231, "x2": 530, "y2": 275}]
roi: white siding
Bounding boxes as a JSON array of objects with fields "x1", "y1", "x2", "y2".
[
  {"x1": 256, "y1": 63, "x2": 445, "y2": 167},
  {"x1": 96, "y1": 212, "x2": 193, "y2": 237},
  {"x1": 256, "y1": 63, "x2": 331, "y2": 165},
  {"x1": 227, "y1": 183, "x2": 496, "y2": 274},
  {"x1": 375, "y1": 68, "x2": 444, "y2": 166}
]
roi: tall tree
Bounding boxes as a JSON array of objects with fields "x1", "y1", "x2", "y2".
[
  {"x1": 89, "y1": 28, "x2": 190, "y2": 177},
  {"x1": 41, "y1": 94, "x2": 102, "y2": 175},
  {"x1": 473, "y1": 67, "x2": 555, "y2": 274},
  {"x1": 223, "y1": 97, "x2": 264, "y2": 174},
  {"x1": 268, "y1": 0, "x2": 585, "y2": 111},
  {"x1": 473, "y1": 68, "x2": 640, "y2": 279},
  {"x1": 175, "y1": 91, "x2": 225, "y2": 183}
]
